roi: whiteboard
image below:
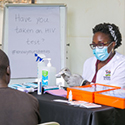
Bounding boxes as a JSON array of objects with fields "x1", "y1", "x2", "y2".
[{"x1": 2, "y1": 4, "x2": 67, "y2": 83}]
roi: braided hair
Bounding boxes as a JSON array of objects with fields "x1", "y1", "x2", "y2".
[{"x1": 92, "y1": 23, "x2": 122, "y2": 49}]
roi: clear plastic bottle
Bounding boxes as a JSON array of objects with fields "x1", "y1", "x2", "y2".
[
  {"x1": 36, "y1": 54, "x2": 45, "y2": 94},
  {"x1": 37, "y1": 54, "x2": 46, "y2": 79},
  {"x1": 37, "y1": 78, "x2": 42, "y2": 95},
  {"x1": 68, "y1": 90, "x2": 72, "y2": 101},
  {"x1": 37, "y1": 60, "x2": 45, "y2": 79},
  {"x1": 42, "y1": 58, "x2": 56, "y2": 86}
]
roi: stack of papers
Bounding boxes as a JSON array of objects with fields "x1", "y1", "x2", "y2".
[
  {"x1": 43, "y1": 86, "x2": 59, "y2": 91},
  {"x1": 53, "y1": 100, "x2": 101, "y2": 108},
  {"x1": 9, "y1": 83, "x2": 60, "y2": 94},
  {"x1": 69, "y1": 101, "x2": 101, "y2": 108},
  {"x1": 45, "y1": 89, "x2": 67, "y2": 97},
  {"x1": 8, "y1": 82, "x2": 38, "y2": 93}
]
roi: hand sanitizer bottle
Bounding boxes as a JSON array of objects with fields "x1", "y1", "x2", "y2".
[
  {"x1": 35, "y1": 53, "x2": 45, "y2": 94},
  {"x1": 42, "y1": 58, "x2": 56, "y2": 86},
  {"x1": 37, "y1": 54, "x2": 46, "y2": 79}
]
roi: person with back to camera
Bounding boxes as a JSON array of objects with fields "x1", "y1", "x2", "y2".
[
  {"x1": 0, "y1": 49, "x2": 41, "y2": 125},
  {"x1": 59, "y1": 23, "x2": 125, "y2": 88}
]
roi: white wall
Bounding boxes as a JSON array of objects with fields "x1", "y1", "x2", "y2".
[
  {"x1": 0, "y1": 0, "x2": 125, "y2": 75},
  {"x1": 0, "y1": 7, "x2": 3, "y2": 49},
  {"x1": 68, "y1": 0, "x2": 125, "y2": 75}
]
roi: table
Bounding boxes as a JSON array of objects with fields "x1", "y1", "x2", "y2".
[{"x1": 31, "y1": 92, "x2": 125, "y2": 125}]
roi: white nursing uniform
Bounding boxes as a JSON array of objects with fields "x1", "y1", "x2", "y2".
[{"x1": 82, "y1": 52, "x2": 125, "y2": 88}]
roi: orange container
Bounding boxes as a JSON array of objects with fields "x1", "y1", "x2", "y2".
[
  {"x1": 67, "y1": 83, "x2": 120, "y2": 103},
  {"x1": 95, "y1": 89, "x2": 125, "y2": 109}
]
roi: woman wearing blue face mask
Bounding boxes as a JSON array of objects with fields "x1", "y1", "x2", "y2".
[{"x1": 82, "y1": 23, "x2": 125, "y2": 88}]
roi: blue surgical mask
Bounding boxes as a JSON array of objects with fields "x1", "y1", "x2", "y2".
[{"x1": 93, "y1": 43, "x2": 112, "y2": 61}]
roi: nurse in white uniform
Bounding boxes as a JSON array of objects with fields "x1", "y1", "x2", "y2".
[
  {"x1": 82, "y1": 23, "x2": 125, "y2": 88},
  {"x1": 58, "y1": 23, "x2": 125, "y2": 88}
]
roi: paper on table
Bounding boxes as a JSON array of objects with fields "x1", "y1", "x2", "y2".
[
  {"x1": 69, "y1": 101, "x2": 101, "y2": 108},
  {"x1": 53, "y1": 99, "x2": 69, "y2": 103},
  {"x1": 80, "y1": 103, "x2": 101, "y2": 108},
  {"x1": 45, "y1": 89, "x2": 67, "y2": 97},
  {"x1": 53, "y1": 99, "x2": 101, "y2": 108},
  {"x1": 8, "y1": 83, "x2": 37, "y2": 93},
  {"x1": 69, "y1": 101, "x2": 88, "y2": 105},
  {"x1": 43, "y1": 86, "x2": 59, "y2": 91}
]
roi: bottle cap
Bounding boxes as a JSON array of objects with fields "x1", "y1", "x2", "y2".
[
  {"x1": 35, "y1": 53, "x2": 46, "y2": 62},
  {"x1": 69, "y1": 90, "x2": 72, "y2": 95},
  {"x1": 47, "y1": 59, "x2": 51, "y2": 67},
  {"x1": 44, "y1": 58, "x2": 51, "y2": 67},
  {"x1": 68, "y1": 90, "x2": 72, "y2": 101}
]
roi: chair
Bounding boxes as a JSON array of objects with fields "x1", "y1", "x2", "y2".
[{"x1": 38, "y1": 121, "x2": 60, "y2": 125}]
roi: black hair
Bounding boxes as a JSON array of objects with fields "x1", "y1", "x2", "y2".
[
  {"x1": 92, "y1": 23, "x2": 122, "y2": 49},
  {"x1": 0, "y1": 49, "x2": 9, "y2": 79}
]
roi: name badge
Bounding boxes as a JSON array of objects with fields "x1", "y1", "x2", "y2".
[{"x1": 103, "y1": 70, "x2": 111, "y2": 80}]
